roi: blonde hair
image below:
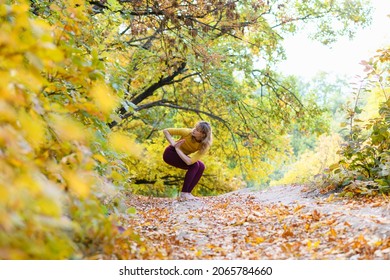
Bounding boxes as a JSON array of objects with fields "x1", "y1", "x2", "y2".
[{"x1": 196, "y1": 121, "x2": 212, "y2": 153}]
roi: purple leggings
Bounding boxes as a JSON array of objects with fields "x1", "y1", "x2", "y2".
[{"x1": 163, "y1": 146, "x2": 205, "y2": 193}]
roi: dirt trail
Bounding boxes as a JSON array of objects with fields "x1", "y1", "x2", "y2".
[
  {"x1": 124, "y1": 185, "x2": 390, "y2": 259},
  {"x1": 170, "y1": 185, "x2": 390, "y2": 238},
  {"x1": 238, "y1": 185, "x2": 390, "y2": 238}
]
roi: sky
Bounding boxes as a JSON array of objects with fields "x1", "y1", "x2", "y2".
[{"x1": 278, "y1": 0, "x2": 390, "y2": 81}]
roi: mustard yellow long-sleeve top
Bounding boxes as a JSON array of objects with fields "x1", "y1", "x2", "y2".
[{"x1": 166, "y1": 128, "x2": 208, "y2": 164}]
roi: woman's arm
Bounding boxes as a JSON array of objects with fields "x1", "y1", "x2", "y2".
[
  {"x1": 174, "y1": 139, "x2": 193, "y2": 165},
  {"x1": 163, "y1": 129, "x2": 193, "y2": 165},
  {"x1": 163, "y1": 129, "x2": 176, "y2": 146}
]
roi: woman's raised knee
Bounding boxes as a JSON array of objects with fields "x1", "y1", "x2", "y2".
[
  {"x1": 188, "y1": 161, "x2": 205, "y2": 172},
  {"x1": 197, "y1": 161, "x2": 205, "y2": 172}
]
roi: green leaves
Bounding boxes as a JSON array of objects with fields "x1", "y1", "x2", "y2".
[
  {"x1": 314, "y1": 45, "x2": 390, "y2": 196},
  {"x1": 106, "y1": 0, "x2": 122, "y2": 11}
]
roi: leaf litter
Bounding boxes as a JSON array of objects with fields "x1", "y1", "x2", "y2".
[{"x1": 120, "y1": 185, "x2": 390, "y2": 259}]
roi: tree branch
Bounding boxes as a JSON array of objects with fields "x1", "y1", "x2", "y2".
[
  {"x1": 131, "y1": 62, "x2": 187, "y2": 105},
  {"x1": 134, "y1": 174, "x2": 218, "y2": 185},
  {"x1": 121, "y1": 99, "x2": 227, "y2": 124},
  {"x1": 109, "y1": 63, "x2": 192, "y2": 128}
]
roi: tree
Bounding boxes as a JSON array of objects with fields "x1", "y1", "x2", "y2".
[
  {"x1": 25, "y1": 0, "x2": 373, "y2": 191},
  {"x1": 55, "y1": 0, "x2": 370, "y2": 189}
]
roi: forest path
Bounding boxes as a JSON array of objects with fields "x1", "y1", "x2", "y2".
[{"x1": 124, "y1": 185, "x2": 390, "y2": 259}]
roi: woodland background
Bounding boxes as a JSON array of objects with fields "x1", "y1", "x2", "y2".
[{"x1": 0, "y1": 0, "x2": 389, "y2": 259}]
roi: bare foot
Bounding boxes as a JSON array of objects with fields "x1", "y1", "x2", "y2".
[{"x1": 178, "y1": 192, "x2": 199, "y2": 201}]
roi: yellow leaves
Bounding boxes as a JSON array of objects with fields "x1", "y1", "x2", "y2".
[
  {"x1": 34, "y1": 197, "x2": 62, "y2": 217},
  {"x1": 67, "y1": 0, "x2": 90, "y2": 22},
  {"x1": 49, "y1": 3, "x2": 62, "y2": 13},
  {"x1": 253, "y1": 236, "x2": 265, "y2": 244},
  {"x1": 49, "y1": 113, "x2": 90, "y2": 142},
  {"x1": 13, "y1": 69, "x2": 46, "y2": 93},
  {"x1": 350, "y1": 234, "x2": 369, "y2": 252},
  {"x1": 93, "y1": 154, "x2": 108, "y2": 164},
  {"x1": 110, "y1": 171, "x2": 125, "y2": 182},
  {"x1": 3, "y1": 167, "x2": 65, "y2": 222},
  {"x1": 36, "y1": 41, "x2": 65, "y2": 65},
  {"x1": 130, "y1": 78, "x2": 143, "y2": 89},
  {"x1": 270, "y1": 133, "x2": 342, "y2": 186},
  {"x1": 90, "y1": 82, "x2": 119, "y2": 118},
  {"x1": 0, "y1": 184, "x2": 8, "y2": 204},
  {"x1": 18, "y1": 110, "x2": 47, "y2": 149},
  {"x1": 124, "y1": 119, "x2": 144, "y2": 129},
  {"x1": 63, "y1": 169, "x2": 94, "y2": 198},
  {"x1": 0, "y1": 100, "x2": 17, "y2": 123},
  {"x1": 14, "y1": 172, "x2": 42, "y2": 194},
  {"x1": 307, "y1": 240, "x2": 321, "y2": 250},
  {"x1": 10, "y1": 3, "x2": 29, "y2": 14},
  {"x1": 327, "y1": 227, "x2": 338, "y2": 241},
  {"x1": 294, "y1": 204, "x2": 305, "y2": 213},
  {"x1": 108, "y1": 132, "x2": 143, "y2": 158},
  {"x1": 0, "y1": 0, "x2": 133, "y2": 260},
  {"x1": 326, "y1": 193, "x2": 335, "y2": 202},
  {"x1": 329, "y1": 227, "x2": 337, "y2": 237},
  {"x1": 1, "y1": 2, "x2": 61, "y2": 74},
  {"x1": 0, "y1": 248, "x2": 28, "y2": 260},
  {"x1": 7, "y1": 3, "x2": 30, "y2": 29}
]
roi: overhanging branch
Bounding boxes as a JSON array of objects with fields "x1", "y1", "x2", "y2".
[
  {"x1": 131, "y1": 62, "x2": 187, "y2": 105},
  {"x1": 108, "y1": 63, "x2": 191, "y2": 128},
  {"x1": 118, "y1": 99, "x2": 227, "y2": 125}
]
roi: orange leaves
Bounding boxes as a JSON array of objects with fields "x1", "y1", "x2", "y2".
[
  {"x1": 280, "y1": 242, "x2": 300, "y2": 255},
  {"x1": 311, "y1": 209, "x2": 321, "y2": 221},
  {"x1": 294, "y1": 204, "x2": 305, "y2": 213},
  {"x1": 281, "y1": 225, "x2": 294, "y2": 239},
  {"x1": 121, "y1": 188, "x2": 390, "y2": 260}
]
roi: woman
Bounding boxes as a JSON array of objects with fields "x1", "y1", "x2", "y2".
[{"x1": 163, "y1": 121, "x2": 212, "y2": 201}]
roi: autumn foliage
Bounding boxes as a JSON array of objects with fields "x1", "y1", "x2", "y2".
[
  {"x1": 0, "y1": 0, "x2": 386, "y2": 260},
  {"x1": 309, "y1": 47, "x2": 390, "y2": 197},
  {"x1": 0, "y1": 1, "x2": 129, "y2": 259},
  {"x1": 124, "y1": 189, "x2": 390, "y2": 259}
]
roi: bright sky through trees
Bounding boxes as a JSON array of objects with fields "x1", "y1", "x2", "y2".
[{"x1": 279, "y1": 0, "x2": 390, "y2": 80}]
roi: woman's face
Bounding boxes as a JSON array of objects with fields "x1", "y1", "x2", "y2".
[{"x1": 192, "y1": 126, "x2": 205, "y2": 140}]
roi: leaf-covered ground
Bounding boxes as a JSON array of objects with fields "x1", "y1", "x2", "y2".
[{"x1": 120, "y1": 185, "x2": 390, "y2": 259}]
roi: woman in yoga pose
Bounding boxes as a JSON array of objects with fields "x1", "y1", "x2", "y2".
[{"x1": 162, "y1": 121, "x2": 212, "y2": 201}]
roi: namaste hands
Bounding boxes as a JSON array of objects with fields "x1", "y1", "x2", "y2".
[{"x1": 174, "y1": 139, "x2": 185, "y2": 149}]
